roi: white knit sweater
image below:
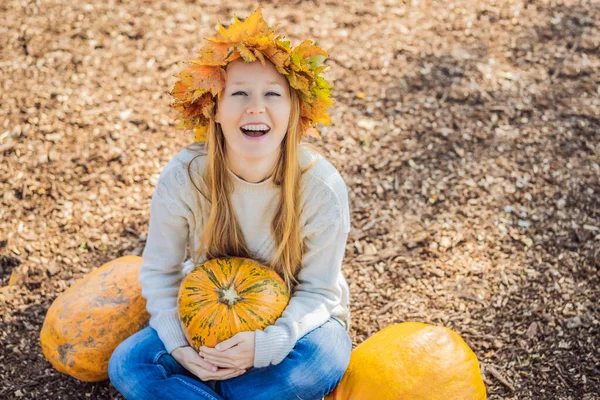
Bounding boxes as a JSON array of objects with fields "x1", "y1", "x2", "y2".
[{"x1": 139, "y1": 142, "x2": 351, "y2": 368}]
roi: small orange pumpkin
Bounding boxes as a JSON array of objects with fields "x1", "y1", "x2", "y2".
[
  {"x1": 178, "y1": 257, "x2": 290, "y2": 350},
  {"x1": 326, "y1": 322, "x2": 487, "y2": 400},
  {"x1": 40, "y1": 256, "x2": 150, "y2": 382}
]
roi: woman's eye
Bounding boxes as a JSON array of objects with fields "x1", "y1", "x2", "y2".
[
  {"x1": 232, "y1": 91, "x2": 247, "y2": 96},
  {"x1": 266, "y1": 92, "x2": 281, "y2": 97}
]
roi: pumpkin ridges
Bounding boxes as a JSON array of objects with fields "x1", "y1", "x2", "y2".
[
  {"x1": 185, "y1": 301, "x2": 219, "y2": 330},
  {"x1": 237, "y1": 300, "x2": 271, "y2": 325},
  {"x1": 216, "y1": 257, "x2": 234, "y2": 278},
  {"x1": 237, "y1": 303, "x2": 274, "y2": 326},
  {"x1": 227, "y1": 306, "x2": 245, "y2": 335},
  {"x1": 178, "y1": 257, "x2": 290, "y2": 350},
  {"x1": 237, "y1": 297, "x2": 287, "y2": 320},
  {"x1": 185, "y1": 267, "x2": 221, "y2": 293}
]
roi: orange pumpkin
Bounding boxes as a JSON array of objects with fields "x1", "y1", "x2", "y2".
[
  {"x1": 40, "y1": 256, "x2": 150, "y2": 382},
  {"x1": 178, "y1": 257, "x2": 290, "y2": 350},
  {"x1": 326, "y1": 322, "x2": 487, "y2": 400}
]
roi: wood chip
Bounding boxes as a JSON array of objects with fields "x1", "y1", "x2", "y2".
[{"x1": 485, "y1": 364, "x2": 515, "y2": 392}]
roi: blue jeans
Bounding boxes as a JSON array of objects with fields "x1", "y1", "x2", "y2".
[{"x1": 108, "y1": 318, "x2": 351, "y2": 400}]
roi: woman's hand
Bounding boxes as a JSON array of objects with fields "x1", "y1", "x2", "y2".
[
  {"x1": 171, "y1": 346, "x2": 246, "y2": 381},
  {"x1": 200, "y1": 331, "x2": 256, "y2": 370}
]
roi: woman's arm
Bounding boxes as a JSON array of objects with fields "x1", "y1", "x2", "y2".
[
  {"x1": 253, "y1": 169, "x2": 351, "y2": 368},
  {"x1": 139, "y1": 160, "x2": 192, "y2": 353}
]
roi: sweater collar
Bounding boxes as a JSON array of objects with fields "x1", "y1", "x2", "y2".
[{"x1": 227, "y1": 167, "x2": 277, "y2": 193}]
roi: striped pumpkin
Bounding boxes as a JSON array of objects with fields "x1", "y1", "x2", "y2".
[{"x1": 178, "y1": 257, "x2": 290, "y2": 350}]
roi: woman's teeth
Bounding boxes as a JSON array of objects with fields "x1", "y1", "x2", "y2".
[
  {"x1": 241, "y1": 124, "x2": 270, "y2": 137},
  {"x1": 241, "y1": 124, "x2": 270, "y2": 131}
]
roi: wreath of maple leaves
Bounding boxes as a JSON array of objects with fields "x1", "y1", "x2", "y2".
[{"x1": 170, "y1": 7, "x2": 334, "y2": 142}]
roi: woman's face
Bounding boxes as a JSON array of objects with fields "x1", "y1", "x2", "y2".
[{"x1": 215, "y1": 59, "x2": 291, "y2": 163}]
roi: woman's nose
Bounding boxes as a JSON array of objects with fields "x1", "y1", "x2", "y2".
[{"x1": 245, "y1": 96, "x2": 266, "y2": 114}]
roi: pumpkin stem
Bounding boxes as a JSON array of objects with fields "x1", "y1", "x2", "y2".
[{"x1": 219, "y1": 282, "x2": 241, "y2": 307}]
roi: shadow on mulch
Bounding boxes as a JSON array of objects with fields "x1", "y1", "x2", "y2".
[{"x1": 346, "y1": 2, "x2": 600, "y2": 397}]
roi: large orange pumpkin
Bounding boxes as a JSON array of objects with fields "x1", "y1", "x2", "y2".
[
  {"x1": 40, "y1": 256, "x2": 150, "y2": 382},
  {"x1": 178, "y1": 257, "x2": 290, "y2": 351},
  {"x1": 326, "y1": 322, "x2": 487, "y2": 400}
]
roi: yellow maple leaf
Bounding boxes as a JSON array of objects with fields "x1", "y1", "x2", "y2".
[
  {"x1": 253, "y1": 49, "x2": 266, "y2": 66},
  {"x1": 262, "y1": 47, "x2": 290, "y2": 75},
  {"x1": 237, "y1": 44, "x2": 256, "y2": 62},
  {"x1": 210, "y1": 6, "x2": 270, "y2": 44},
  {"x1": 194, "y1": 125, "x2": 207, "y2": 142}
]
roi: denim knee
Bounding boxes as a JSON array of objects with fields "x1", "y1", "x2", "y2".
[
  {"x1": 108, "y1": 328, "x2": 157, "y2": 396},
  {"x1": 288, "y1": 320, "x2": 352, "y2": 396},
  {"x1": 287, "y1": 356, "x2": 348, "y2": 396},
  {"x1": 108, "y1": 337, "x2": 130, "y2": 388}
]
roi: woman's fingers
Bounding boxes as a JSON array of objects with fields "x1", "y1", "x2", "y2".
[
  {"x1": 200, "y1": 332, "x2": 255, "y2": 370},
  {"x1": 170, "y1": 346, "x2": 244, "y2": 381},
  {"x1": 171, "y1": 346, "x2": 219, "y2": 374},
  {"x1": 200, "y1": 353, "x2": 239, "y2": 369},
  {"x1": 200, "y1": 349, "x2": 238, "y2": 366},
  {"x1": 200, "y1": 350, "x2": 230, "y2": 362},
  {"x1": 212, "y1": 368, "x2": 246, "y2": 381},
  {"x1": 190, "y1": 364, "x2": 246, "y2": 381},
  {"x1": 200, "y1": 346, "x2": 228, "y2": 357},
  {"x1": 195, "y1": 356, "x2": 220, "y2": 372},
  {"x1": 208, "y1": 359, "x2": 239, "y2": 369},
  {"x1": 213, "y1": 335, "x2": 242, "y2": 351}
]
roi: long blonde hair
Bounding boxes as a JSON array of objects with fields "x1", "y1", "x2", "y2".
[{"x1": 189, "y1": 89, "x2": 304, "y2": 289}]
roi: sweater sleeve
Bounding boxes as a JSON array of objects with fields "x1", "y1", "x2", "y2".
[
  {"x1": 139, "y1": 159, "x2": 193, "y2": 353},
  {"x1": 253, "y1": 172, "x2": 351, "y2": 368}
]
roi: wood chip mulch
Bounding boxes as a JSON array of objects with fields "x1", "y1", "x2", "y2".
[{"x1": 1, "y1": 0, "x2": 599, "y2": 399}]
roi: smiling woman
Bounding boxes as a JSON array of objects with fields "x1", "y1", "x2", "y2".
[
  {"x1": 216, "y1": 60, "x2": 293, "y2": 183},
  {"x1": 107, "y1": 6, "x2": 352, "y2": 400}
]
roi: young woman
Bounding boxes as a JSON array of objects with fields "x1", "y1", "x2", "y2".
[{"x1": 108, "y1": 8, "x2": 352, "y2": 400}]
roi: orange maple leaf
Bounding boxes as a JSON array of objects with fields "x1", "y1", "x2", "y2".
[
  {"x1": 187, "y1": 65, "x2": 226, "y2": 96},
  {"x1": 171, "y1": 79, "x2": 193, "y2": 102},
  {"x1": 192, "y1": 42, "x2": 230, "y2": 66}
]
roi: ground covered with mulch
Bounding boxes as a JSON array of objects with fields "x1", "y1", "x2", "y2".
[{"x1": 1, "y1": 0, "x2": 599, "y2": 398}]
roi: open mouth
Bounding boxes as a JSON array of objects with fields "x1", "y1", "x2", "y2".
[{"x1": 240, "y1": 124, "x2": 271, "y2": 138}]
